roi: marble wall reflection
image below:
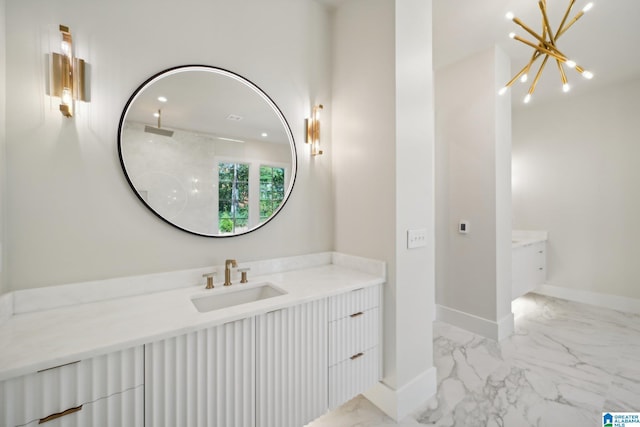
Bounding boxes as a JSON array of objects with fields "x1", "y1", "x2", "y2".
[{"x1": 121, "y1": 122, "x2": 291, "y2": 234}]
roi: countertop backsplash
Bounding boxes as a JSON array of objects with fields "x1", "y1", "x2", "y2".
[{"x1": 0, "y1": 251, "x2": 384, "y2": 322}]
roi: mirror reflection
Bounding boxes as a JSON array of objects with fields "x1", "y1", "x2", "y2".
[{"x1": 118, "y1": 66, "x2": 297, "y2": 237}]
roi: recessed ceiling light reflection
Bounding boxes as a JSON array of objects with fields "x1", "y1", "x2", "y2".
[
  {"x1": 158, "y1": 96, "x2": 168, "y2": 103},
  {"x1": 261, "y1": 132, "x2": 268, "y2": 138}
]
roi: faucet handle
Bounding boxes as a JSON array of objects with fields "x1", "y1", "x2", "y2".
[
  {"x1": 202, "y1": 272, "x2": 216, "y2": 289},
  {"x1": 238, "y1": 267, "x2": 250, "y2": 284}
]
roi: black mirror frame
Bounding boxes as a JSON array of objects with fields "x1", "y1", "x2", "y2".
[{"x1": 117, "y1": 65, "x2": 298, "y2": 238}]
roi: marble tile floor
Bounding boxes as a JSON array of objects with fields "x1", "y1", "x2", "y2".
[{"x1": 309, "y1": 293, "x2": 640, "y2": 427}]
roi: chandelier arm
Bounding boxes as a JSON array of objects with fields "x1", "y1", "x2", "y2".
[
  {"x1": 525, "y1": 50, "x2": 542, "y2": 75},
  {"x1": 538, "y1": 1, "x2": 557, "y2": 44},
  {"x1": 504, "y1": 51, "x2": 542, "y2": 88},
  {"x1": 512, "y1": 17, "x2": 550, "y2": 48},
  {"x1": 543, "y1": 44, "x2": 571, "y2": 64},
  {"x1": 557, "y1": 10, "x2": 586, "y2": 38},
  {"x1": 555, "y1": 0, "x2": 577, "y2": 38},
  {"x1": 511, "y1": 35, "x2": 568, "y2": 63},
  {"x1": 528, "y1": 54, "x2": 550, "y2": 96},
  {"x1": 556, "y1": 59, "x2": 569, "y2": 86}
]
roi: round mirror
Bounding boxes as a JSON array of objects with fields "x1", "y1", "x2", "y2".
[{"x1": 118, "y1": 65, "x2": 297, "y2": 237}]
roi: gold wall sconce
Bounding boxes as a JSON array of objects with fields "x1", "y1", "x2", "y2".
[
  {"x1": 499, "y1": 0, "x2": 594, "y2": 104},
  {"x1": 50, "y1": 25, "x2": 87, "y2": 117},
  {"x1": 305, "y1": 104, "x2": 323, "y2": 156}
]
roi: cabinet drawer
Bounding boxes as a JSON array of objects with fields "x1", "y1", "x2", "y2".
[
  {"x1": 328, "y1": 346, "x2": 380, "y2": 410},
  {"x1": 22, "y1": 385, "x2": 143, "y2": 427},
  {"x1": 328, "y1": 307, "x2": 379, "y2": 366},
  {"x1": 0, "y1": 346, "x2": 143, "y2": 427},
  {"x1": 328, "y1": 285, "x2": 380, "y2": 321}
]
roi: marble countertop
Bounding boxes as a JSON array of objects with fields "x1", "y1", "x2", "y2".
[
  {"x1": 512, "y1": 230, "x2": 548, "y2": 249},
  {"x1": 0, "y1": 258, "x2": 384, "y2": 382}
]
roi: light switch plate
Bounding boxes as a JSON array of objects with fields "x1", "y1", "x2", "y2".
[{"x1": 407, "y1": 228, "x2": 427, "y2": 249}]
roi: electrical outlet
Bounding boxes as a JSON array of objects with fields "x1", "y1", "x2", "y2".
[{"x1": 407, "y1": 228, "x2": 427, "y2": 249}]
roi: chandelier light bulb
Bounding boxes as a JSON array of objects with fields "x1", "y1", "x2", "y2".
[
  {"x1": 505, "y1": 11, "x2": 514, "y2": 20},
  {"x1": 498, "y1": 87, "x2": 509, "y2": 96},
  {"x1": 563, "y1": 83, "x2": 571, "y2": 92},
  {"x1": 565, "y1": 60, "x2": 577, "y2": 68},
  {"x1": 509, "y1": 32, "x2": 516, "y2": 39},
  {"x1": 520, "y1": 74, "x2": 528, "y2": 83},
  {"x1": 583, "y1": 2, "x2": 594, "y2": 12},
  {"x1": 524, "y1": 94, "x2": 531, "y2": 104},
  {"x1": 583, "y1": 71, "x2": 594, "y2": 79}
]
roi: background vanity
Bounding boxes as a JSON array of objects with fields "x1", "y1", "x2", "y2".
[
  {"x1": 0, "y1": 252, "x2": 384, "y2": 427},
  {"x1": 512, "y1": 230, "x2": 548, "y2": 300}
]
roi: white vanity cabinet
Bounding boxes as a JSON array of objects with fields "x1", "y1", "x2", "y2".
[
  {"x1": 256, "y1": 299, "x2": 327, "y2": 427},
  {"x1": 0, "y1": 346, "x2": 144, "y2": 427},
  {"x1": 0, "y1": 258, "x2": 386, "y2": 427},
  {"x1": 512, "y1": 241, "x2": 547, "y2": 299},
  {"x1": 327, "y1": 285, "x2": 381, "y2": 409},
  {"x1": 144, "y1": 317, "x2": 255, "y2": 427}
]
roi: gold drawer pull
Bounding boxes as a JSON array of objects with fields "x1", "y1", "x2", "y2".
[
  {"x1": 350, "y1": 311, "x2": 364, "y2": 318},
  {"x1": 39, "y1": 405, "x2": 83, "y2": 424},
  {"x1": 350, "y1": 352, "x2": 364, "y2": 360}
]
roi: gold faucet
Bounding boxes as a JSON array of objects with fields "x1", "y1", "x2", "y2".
[{"x1": 224, "y1": 259, "x2": 237, "y2": 286}]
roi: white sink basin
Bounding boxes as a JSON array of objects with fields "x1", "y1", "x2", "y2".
[{"x1": 191, "y1": 283, "x2": 287, "y2": 313}]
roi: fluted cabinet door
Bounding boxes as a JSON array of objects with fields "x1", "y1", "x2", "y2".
[
  {"x1": 144, "y1": 318, "x2": 255, "y2": 427},
  {"x1": 256, "y1": 299, "x2": 328, "y2": 427}
]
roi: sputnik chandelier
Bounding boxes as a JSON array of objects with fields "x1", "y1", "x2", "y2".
[{"x1": 499, "y1": 0, "x2": 594, "y2": 103}]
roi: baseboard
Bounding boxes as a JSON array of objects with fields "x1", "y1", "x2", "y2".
[
  {"x1": 534, "y1": 284, "x2": 640, "y2": 315},
  {"x1": 436, "y1": 304, "x2": 514, "y2": 341},
  {"x1": 363, "y1": 367, "x2": 437, "y2": 422}
]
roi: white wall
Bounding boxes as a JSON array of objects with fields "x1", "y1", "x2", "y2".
[
  {"x1": 0, "y1": 0, "x2": 6, "y2": 295},
  {"x1": 513, "y1": 76, "x2": 640, "y2": 301},
  {"x1": 4, "y1": 0, "x2": 333, "y2": 291},
  {"x1": 435, "y1": 47, "x2": 513, "y2": 340},
  {"x1": 333, "y1": 0, "x2": 436, "y2": 420}
]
